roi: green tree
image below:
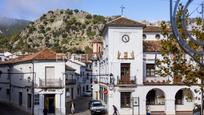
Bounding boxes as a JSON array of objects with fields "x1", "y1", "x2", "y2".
[{"x1": 156, "y1": 4, "x2": 204, "y2": 85}]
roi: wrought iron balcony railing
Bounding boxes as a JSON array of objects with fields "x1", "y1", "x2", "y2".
[
  {"x1": 38, "y1": 78, "x2": 64, "y2": 88},
  {"x1": 66, "y1": 79, "x2": 76, "y2": 85},
  {"x1": 117, "y1": 76, "x2": 137, "y2": 87}
]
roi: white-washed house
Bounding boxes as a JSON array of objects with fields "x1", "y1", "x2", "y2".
[{"x1": 0, "y1": 49, "x2": 66, "y2": 115}]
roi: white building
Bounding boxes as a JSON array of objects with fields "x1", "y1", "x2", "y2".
[
  {"x1": 92, "y1": 17, "x2": 201, "y2": 115},
  {"x1": 65, "y1": 65, "x2": 79, "y2": 102},
  {"x1": 0, "y1": 49, "x2": 66, "y2": 115},
  {"x1": 66, "y1": 57, "x2": 92, "y2": 96}
]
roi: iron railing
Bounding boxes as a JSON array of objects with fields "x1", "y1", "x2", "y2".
[
  {"x1": 38, "y1": 78, "x2": 64, "y2": 88},
  {"x1": 117, "y1": 76, "x2": 136, "y2": 85},
  {"x1": 66, "y1": 79, "x2": 76, "y2": 85}
]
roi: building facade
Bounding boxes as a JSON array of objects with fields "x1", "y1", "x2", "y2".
[
  {"x1": 0, "y1": 49, "x2": 66, "y2": 115},
  {"x1": 92, "y1": 17, "x2": 201, "y2": 115}
]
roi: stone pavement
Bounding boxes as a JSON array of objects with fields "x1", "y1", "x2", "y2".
[
  {"x1": 0, "y1": 102, "x2": 29, "y2": 115},
  {"x1": 66, "y1": 96, "x2": 91, "y2": 115}
]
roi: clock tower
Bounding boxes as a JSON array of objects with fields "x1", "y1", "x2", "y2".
[
  {"x1": 100, "y1": 16, "x2": 145, "y2": 114},
  {"x1": 102, "y1": 16, "x2": 145, "y2": 84}
]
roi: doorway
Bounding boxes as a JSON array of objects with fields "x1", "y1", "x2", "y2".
[
  {"x1": 44, "y1": 94, "x2": 55, "y2": 113},
  {"x1": 120, "y1": 63, "x2": 130, "y2": 83}
]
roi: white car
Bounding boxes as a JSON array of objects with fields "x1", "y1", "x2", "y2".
[
  {"x1": 90, "y1": 101, "x2": 106, "y2": 115},
  {"x1": 83, "y1": 90, "x2": 92, "y2": 97}
]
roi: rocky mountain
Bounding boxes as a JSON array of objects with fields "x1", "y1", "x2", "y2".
[
  {"x1": 13, "y1": 9, "x2": 119, "y2": 53},
  {"x1": 0, "y1": 17, "x2": 30, "y2": 36}
]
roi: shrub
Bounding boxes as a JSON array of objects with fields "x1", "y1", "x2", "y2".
[{"x1": 86, "y1": 14, "x2": 92, "y2": 19}]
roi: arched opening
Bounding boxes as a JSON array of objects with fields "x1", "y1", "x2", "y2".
[
  {"x1": 175, "y1": 88, "x2": 194, "y2": 114},
  {"x1": 155, "y1": 34, "x2": 160, "y2": 39},
  {"x1": 146, "y1": 88, "x2": 165, "y2": 114}
]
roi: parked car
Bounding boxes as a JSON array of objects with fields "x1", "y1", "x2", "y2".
[
  {"x1": 89, "y1": 100, "x2": 106, "y2": 115},
  {"x1": 88, "y1": 100, "x2": 100, "y2": 109},
  {"x1": 83, "y1": 90, "x2": 92, "y2": 97}
]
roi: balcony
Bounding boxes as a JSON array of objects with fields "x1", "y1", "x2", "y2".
[
  {"x1": 117, "y1": 76, "x2": 136, "y2": 87},
  {"x1": 37, "y1": 78, "x2": 64, "y2": 88},
  {"x1": 66, "y1": 79, "x2": 76, "y2": 85}
]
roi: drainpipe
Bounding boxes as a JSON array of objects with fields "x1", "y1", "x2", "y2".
[
  {"x1": 32, "y1": 61, "x2": 35, "y2": 115},
  {"x1": 59, "y1": 91, "x2": 63, "y2": 115},
  {"x1": 8, "y1": 65, "x2": 11, "y2": 103}
]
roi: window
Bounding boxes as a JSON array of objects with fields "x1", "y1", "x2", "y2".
[
  {"x1": 120, "y1": 63, "x2": 130, "y2": 83},
  {"x1": 86, "y1": 85, "x2": 89, "y2": 91},
  {"x1": 27, "y1": 94, "x2": 32, "y2": 108},
  {"x1": 155, "y1": 34, "x2": 160, "y2": 39},
  {"x1": 121, "y1": 92, "x2": 131, "y2": 108},
  {"x1": 34, "y1": 94, "x2": 40, "y2": 105},
  {"x1": 143, "y1": 34, "x2": 147, "y2": 39},
  {"x1": 19, "y1": 92, "x2": 22, "y2": 106},
  {"x1": 6, "y1": 89, "x2": 10, "y2": 95},
  {"x1": 45, "y1": 66, "x2": 55, "y2": 79},
  {"x1": 146, "y1": 64, "x2": 155, "y2": 77}
]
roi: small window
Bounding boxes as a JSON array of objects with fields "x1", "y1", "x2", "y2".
[
  {"x1": 155, "y1": 34, "x2": 160, "y2": 39},
  {"x1": 146, "y1": 64, "x2": 155, "y2": 77},
  {"x1": 86, "y1": 85, "x2": 89, "y2": 91},
  {"x1": 19, "y1": 92, "x2": 22, "y2": 106},
  {"x1": 6, "y1": 89, "x2": 10, "y2": 95},
  {"x1": 121, "y1": 92, "x2": 131, "y2": 108},
  {"x1": 27, "y1": 94, "x2": 32, "y2": 108},
  {"x1": 34, "y1": 94, "x2": 40, "y2": 105},
  {"x1": 143, "y1": 34, "x2": 147, "y2": 39}
]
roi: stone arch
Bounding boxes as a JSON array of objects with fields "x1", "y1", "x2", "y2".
[
  {"x1": 175, "y1": 88, "x2": 194, "y2": 114},
  {"x1": 146, "y1": 88, "x2": 165, "y2": 105}
]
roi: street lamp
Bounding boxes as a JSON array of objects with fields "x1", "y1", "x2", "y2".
[{"x1": 109, "y1": 73, "x2": 115, "y2": 91}]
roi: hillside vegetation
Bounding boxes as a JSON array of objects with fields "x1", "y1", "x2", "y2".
[{"x1": 9, "y1": 9, "x2": 118, "y2": 54}]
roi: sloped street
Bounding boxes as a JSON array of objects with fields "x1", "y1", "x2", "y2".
[{"x1": 0, "y1": 102, "x2": 29, "y2": 115}]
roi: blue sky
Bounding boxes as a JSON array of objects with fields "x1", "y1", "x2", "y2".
[{"x1": 0, "y1": 0, "x2": 201, "y2": 22}]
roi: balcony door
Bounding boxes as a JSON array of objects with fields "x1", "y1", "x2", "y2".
[
  {"x1": 45, "y1": 66, "x2": 55, "y2": 85},
  {"x1": 120, "y1": 63, "x2": 130, "y2": 83}
]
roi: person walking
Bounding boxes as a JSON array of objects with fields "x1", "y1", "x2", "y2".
[
  {"x1": 70, "y1": 101, "x2": 75, "y2": 114},
  {"x1": 113, "y1": 105, "x2": 118, "y2": 115}
]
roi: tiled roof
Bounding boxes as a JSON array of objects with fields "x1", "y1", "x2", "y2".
[
  {"x1": 92, "y1": 39, "x2": 102, "y2": 43},
  {"x1": 144, "y1": 26, "x2": 172, "y2": 32},
  {"x1": 143, "y1": 40, "x2": 161, "y2": 52},
  {"x1": 106, "y1": 17, "x2": 146, "y2": 27},
  {"x1": 0, "y1": 49, "x2": 62, "y2": 64},
  {"x1": 144, "y1": 26, "x2": 161, "y2": 32}
]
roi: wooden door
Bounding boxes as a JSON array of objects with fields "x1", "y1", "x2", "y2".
[{"x1": 120, "y1": 63, "x2": 130, "y2": 83}]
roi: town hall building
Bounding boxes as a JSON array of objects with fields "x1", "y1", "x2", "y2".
[{"x1": 92, "y1": 17, "x2": 201, "y2": 115}]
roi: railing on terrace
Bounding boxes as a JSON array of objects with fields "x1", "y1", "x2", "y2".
[
  {"x1": 37, "y1": 78, "x2": 64, "y2": 88},
  {"x1": 66, "y1": 79, "x2": 76, "y2": 85},
  {"x1": 117, "y1": 76, "x2": 137, "y2": 87}
]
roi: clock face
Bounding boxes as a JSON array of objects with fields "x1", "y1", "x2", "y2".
[{"x1": 122, "y1": 35, "x2": 129, "y2": 43}]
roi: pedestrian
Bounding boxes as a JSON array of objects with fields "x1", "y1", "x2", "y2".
[
  {"x1": 146, "y1": 105, "x2": 150, "y2": 115},
  {"x1": 70, "y1": 101, "x2": 75, "y2": 114},
  {"x1": 113, "y1": 105, "x2": 118, "y2": 115}
]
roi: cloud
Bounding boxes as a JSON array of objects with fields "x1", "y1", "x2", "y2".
[{"x1": 1, "y1": 0, "x2": 81, "y2": 20}]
